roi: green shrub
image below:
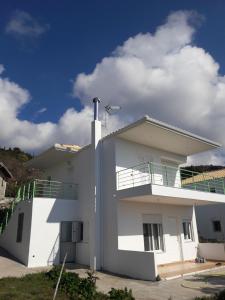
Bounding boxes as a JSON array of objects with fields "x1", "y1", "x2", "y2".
[
  {"x1": 60, "y1": 272, "x2": 80, "y2": 298},
  {"x1": 46, "y1": 265, "x2": 64, "y2": 282},
  {"x1": 108, "y1": 287, "x2": 135, "y2": 300},
  {"x1": 46, "y1": 266, "x2": 135, "y2": 300}
]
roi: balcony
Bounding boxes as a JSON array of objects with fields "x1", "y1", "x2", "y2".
[
  {"x1": 116, "y1": 162, "x2": 225, "y2": 205},
  {"x1": 16, "y1": 179, "x2": 78, "y2": 201}
]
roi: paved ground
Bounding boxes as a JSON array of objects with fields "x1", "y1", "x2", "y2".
[
  {"x1": 0, "y1": 247, "x2": 225, "y2": 300},
  {"x1": 74, "y1": 267, "x2": 225, "y2": 300},
  {"x1": 0, "y1": 247, "x2": 48, "y2": 278}
]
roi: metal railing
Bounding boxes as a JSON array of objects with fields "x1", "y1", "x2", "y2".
[
  {"x1": 0, "y1": 179, "x2": 78, "y2": 235},
  {"x1": 16, "y1": 179, "x2": 78, "y2": 201},
  {"x1": 116, "y1": 161, "x2": 225, "y2": 194}
]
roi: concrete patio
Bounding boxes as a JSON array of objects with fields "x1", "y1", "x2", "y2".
[
  {"x1": 158, "y1": 260, "x2": 225, "y2": 279},
  {"x1": 0, "y1": 247, "x2": 225, "y2": 300}
]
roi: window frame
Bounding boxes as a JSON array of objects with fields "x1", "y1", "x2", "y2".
[
  {"x1": 16, "y1": 213, "x2": 24, "y2": 243},
  {"x1": 182, "y1": 220, "x2": 194, "y2": 242},
  {"x1": 143, "y1": 223, "x2": 164, "y2": 252},
  {"x1": 212, "y1": 220, "x2": 222, "y2": 232}
]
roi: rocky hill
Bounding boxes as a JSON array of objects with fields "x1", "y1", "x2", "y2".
[{"x1": 0, "y1": 147, "x2": 40, "y2": 197}]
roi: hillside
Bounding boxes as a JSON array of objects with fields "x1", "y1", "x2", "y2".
[
  {"x1": 183, "y1": 165, "x2": 225, "y2": 177},
  {"x1": 0, "y1": 147, "x2": 41, "y2": 197}
]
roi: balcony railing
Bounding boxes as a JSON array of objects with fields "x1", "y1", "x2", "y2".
[
  {"x1": 116, "y1": 162, "x2": 225, "y2": 194},
  {"x1": 16, "y1": 179, "x2": 78, "y2": 201}
]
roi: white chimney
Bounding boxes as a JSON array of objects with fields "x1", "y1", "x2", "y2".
[{"x1": 90, "y1": 97, "x2": 101, "y2": 270}]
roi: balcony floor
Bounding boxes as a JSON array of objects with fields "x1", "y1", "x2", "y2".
[{"x1": 158, "y1": 260, "x2": 225, "y2": 279}]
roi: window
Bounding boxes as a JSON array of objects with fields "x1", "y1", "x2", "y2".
[
  {"x1": 210, "y1": 187, "x2": 216, "y2": 193},
  {"x1": 183, "y1": 221, "x2": 193, "y2": 241},
  {"x1": 61, "y1": 222, "x2": 72, "y2": 242},
  {"x1": 79, "y1": 222, "x2": 83, "y2": 241},
  {"x1": 143, "y1": 223, "x2": 164, "y2": 251},
  {"x1": 16, "y1": 213, "x2": 24, "y2": 243},
  {"x1": 212, "y1": 220, "x2": 221, "y2": 232}
]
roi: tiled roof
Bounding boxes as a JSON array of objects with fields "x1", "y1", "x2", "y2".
[
  {"x1": 182, "y1": 168, "x2": 225, "y2": 185},
  {"x1": 54, "y1": 144, "x2": 81, "y2": 152}
]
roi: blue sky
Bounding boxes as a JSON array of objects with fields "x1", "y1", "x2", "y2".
[
  {"x1": 0, "y1": 1, "x2": 225, "y2": 164},
  {"x1": 0, "y1": 0, "x2": 224, "y2": 123}
]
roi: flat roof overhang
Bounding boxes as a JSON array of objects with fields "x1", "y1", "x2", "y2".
[
  {"x1": 108, "y1": 116, "x2": 220, "y2": 156},
  {"x1": 117, "y1": 184, "x2": 225, "y2": 206}
]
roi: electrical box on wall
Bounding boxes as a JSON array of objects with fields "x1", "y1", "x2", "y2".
[{"x1": 72, "y1": 221, "x2": 83, "y2": 242}]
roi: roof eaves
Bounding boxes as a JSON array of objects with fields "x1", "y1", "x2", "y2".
[{"x1": 102, "y1": 115, "x2": 221, "y2": 148}]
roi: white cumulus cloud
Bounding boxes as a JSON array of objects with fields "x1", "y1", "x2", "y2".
[
  {"x1": 73, "y1": 10, "x2": 225, "y2": 165},
  {"x1": 1, "y1": 10, "x2": 225, "y2": 166},
  {"x1": 5, "y1": 10, "x2": 49, "y2": 38}
]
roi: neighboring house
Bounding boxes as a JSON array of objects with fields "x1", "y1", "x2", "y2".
[
  {"x1": 183, "y1": 169, "x2": 225, "y2": 242},
  {"x1": 0, "y1": 99, "x2": 225, "y2": 281},
  {"x1": 0, "y1": 162, "x2": 13, "y2": 200}
]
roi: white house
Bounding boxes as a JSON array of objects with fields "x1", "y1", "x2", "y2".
[
  {"x1": 182, "y1": 169, "x2": 225, "y2": 242},
  {"x1": 1, "y1": 99, "x2": 225, "y2": 280}
]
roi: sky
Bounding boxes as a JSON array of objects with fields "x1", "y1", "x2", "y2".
[{"x1": 0, "y1": 0, "x2": 225, "y2": 164}]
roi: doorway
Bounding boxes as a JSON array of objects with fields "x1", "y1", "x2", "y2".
[
  {"x1": 60, "y1": 221, "x2": 76, "y2": 263},
  {"x1": 166, "y1": 217, "x2": 182, "y2": 262}
]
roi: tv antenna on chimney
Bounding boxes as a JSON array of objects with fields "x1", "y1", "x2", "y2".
[{"x1": 104, "y1": 104, "x2": 121, "y2": 131}]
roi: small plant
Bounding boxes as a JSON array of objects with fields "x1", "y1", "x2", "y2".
[{"x1": 108, "y1": 287, "x2": 135, "y2": 300}]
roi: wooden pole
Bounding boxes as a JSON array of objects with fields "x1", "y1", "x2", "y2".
[{"x1": 52, "y1": 253, "x2": 67, "y2": 300}]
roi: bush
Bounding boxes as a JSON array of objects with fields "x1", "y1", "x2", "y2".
[
  {"x1": 108, "y1": 287, "x2": 135, "y2": 300},
  {"x1": 47, "y1": 266, "x2": 135, "y2": 300}
]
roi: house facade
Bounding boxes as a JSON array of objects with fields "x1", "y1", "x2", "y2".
[
  {"x1": 183, "y1": 169, "x2": 225, "y2": 242},
  {"x1": 0, "y1": 100, "x2": 225, "y2": 280}
]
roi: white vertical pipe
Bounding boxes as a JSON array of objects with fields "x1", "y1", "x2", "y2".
[{"x1": 90, "y1": 98, "x2": 101, "y2": 270}]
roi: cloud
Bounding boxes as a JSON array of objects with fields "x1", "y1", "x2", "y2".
[
  {"x1": 0, "y1": 68, "x2": 94, "y2": 152},
  {"x1": 74, "y1": 10, "x2": 225, "y2": 165},
  {"x1": 1, "y1": 10, "x2": 225, "y2": 166},
  {"x1": 5, "y1": 10, "x2": 49, "y2": 38}
]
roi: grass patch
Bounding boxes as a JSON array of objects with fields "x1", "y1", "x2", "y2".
[{"x1": 0, "y1": 272, "x2": 69, "y2": 300}]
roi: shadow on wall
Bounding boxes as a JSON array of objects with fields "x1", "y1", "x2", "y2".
[
  {"x1": 46, "y1": 199, "x2": 78, "y2": 223},
  {"x1": 47, "y1": 233, "x2": 60, "y2": 265}
]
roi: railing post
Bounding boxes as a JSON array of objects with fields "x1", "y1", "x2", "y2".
[
  {"x1": 32, "y1": 180, "x2": 36, "y2": 198},
  {"x1": 5, "y1": 211, "x2": 9, "y2": 226},
  {"x1": 148, "y1": 162, "x2": 153, "y2": 184},
  {"x1": 132, "y1": 168, "x2": 134, "y2": 187},
  {"x1": 22, "y1": 185, "x2": 25, "y2": 201},
  {"x1": 27, "y1": 182, "x2": 30, "y2": 199},
  {"x1": 164, "y1": 166, "x2": 168, "y2": 186},
  {"x1": 16, "y1": 187, "x2": 21, "y2": 201}
]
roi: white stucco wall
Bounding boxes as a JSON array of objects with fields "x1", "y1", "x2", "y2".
[
  {"x1": 101, "y1": 136, "x2": 199, "y2": 279},
  {"x1": 115, "y1": 138, "x2": 186, "y2": 190},
  {"x1": 0, "y1": 200, "x2": 33, "y2": 265},
  {"x1": 117, "y1": 201, "x2": 198, "y2": 265},
  {"x1": 196, "y1": 204, "x2": 225, "y2": 241},
  {"x1": 199, "y1": 243, "x2": 225, "y2": 261},
  {"x1": 36, "y1": 146, "x2": 92, "y2": 267},
  {"x1": 116, "y1": 250, "x2": 157, "y2": 280},
  {"x1": 27, "y1": 197, "x2": 80, "y2": 267}
]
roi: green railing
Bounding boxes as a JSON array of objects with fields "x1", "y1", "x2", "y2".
[
  {"x1": 116, "y1": 161, "x2": 225, "y2": 194},
  {"x1": 17, "y1": 179, "x2": 78, "y2": 201},
  {"x1": 0, "y1": 179, "x2": 78, "y2": 235}
]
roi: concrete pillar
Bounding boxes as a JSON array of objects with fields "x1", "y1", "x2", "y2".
[{"x1": 90, "y1": 99, "x2": 102, "y2": 270}]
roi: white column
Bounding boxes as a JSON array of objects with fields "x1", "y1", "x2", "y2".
[{"x1": 90, "y1": 119, "x2": 101, "y2": 270}]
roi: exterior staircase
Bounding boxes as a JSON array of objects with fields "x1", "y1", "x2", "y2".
[{"x1": 0, "y1": 181, "x2": 35, "y2": 235}]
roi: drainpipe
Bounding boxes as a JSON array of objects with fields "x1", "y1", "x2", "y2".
[{"x1": 90, "y1": 97, "x2": 101, "y2": 270}]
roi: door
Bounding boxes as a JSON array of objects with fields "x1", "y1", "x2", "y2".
[
  {"x1": 166, "y1": 217, "x2": 182, "y2": 262},
  {"x1": 161, "y1": 160, "x2": 179, "y2": 187},
  {"x1": 60, "y1": 222, "x2": 76, "y2": 263}
]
